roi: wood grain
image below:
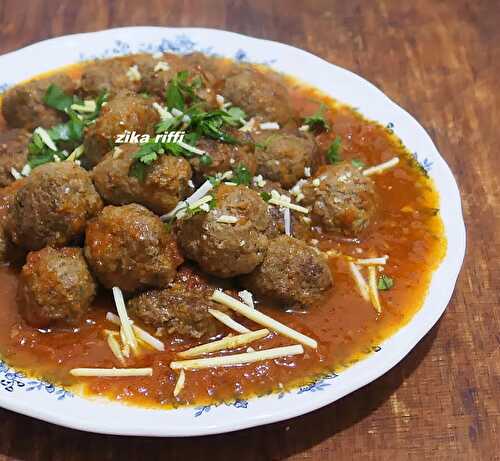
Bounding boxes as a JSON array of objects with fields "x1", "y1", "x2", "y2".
[{"x1": 0, "y1": 0, "x2": 498, "y2": 459}]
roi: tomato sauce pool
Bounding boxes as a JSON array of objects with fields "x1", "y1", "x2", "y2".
[{"x1": 0, "y1": 59, "x2": 445, "y2": 408}]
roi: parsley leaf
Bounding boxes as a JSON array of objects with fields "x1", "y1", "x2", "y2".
[
  {"x1": 326, "y1": 137, "x2": 342, "y2": 164},
  {"x1": 233, "y1": 164, "x2": 252, "y2": 185},
  {"x1": 303, "y1": 104, "x2": 329, "y2": 132},
  {"x1": 260, "y1": 191, "x2": 271, "y2": 202},
  {"x1": 351, "y1": 158, "x2": 366, "y2": 169},
  {"x1": 200, "y1": 154, "x2": 213, "y2": 166},
  {"x1": 377, "y1": 274, "x2": 394, "y2": 290},
  {"x1": 43, "y1": 84, "x2": 74, "y2": 111}
]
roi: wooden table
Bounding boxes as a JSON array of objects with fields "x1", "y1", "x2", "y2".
[{"x1": 0, "y1": 0, "x2": 498, "y2": 459}]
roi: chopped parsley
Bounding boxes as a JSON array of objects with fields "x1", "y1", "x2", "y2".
[
  {"x1": 351, "y1": 158, "x2": 366, "y2": 169},
  {"x1": 232, "y1": 164, "x2": 252, "y2": 185},
  {"x1": 303, "y1": 104, "x2": 329, "y2": 132},
  {"x1": 43, "y1": 84, "x2": 74, "y2": 111},
  {"x1": 28, "y1": 85, "x2": 107, "y2": 169},
  {"x1": 326, "y1": 136, "x2": 342, "y2": 164},
  {"x1": 165, "y1": 70, "x2": 202, "y2": 111},
  {"x1": 260, "y1": 191, "x2": 271, "y2": 202},
  {"x1": 199, "y1": 154, "x2": 213, "y2": 166},
  {"x1": 377, "y1": 274, "x2": 394, "y2": 290}
]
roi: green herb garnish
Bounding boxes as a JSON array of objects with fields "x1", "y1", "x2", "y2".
[
  {"x1": 326, "y1": 136, "x2": 342, "y2": 164},
  {"x1": 43, "y1": 84, "x2": 74, "y2": 111},
  {"x1": 351, "y1": 158, "x2": 366, "y2": 169},
  {"x1": 233, "y1": 164, "x2": 252, "y2": 185},
  {"x1": 377, "y1": 274, "x2": 394, "y2": 290},
  {"x1": 303, "y1": 104, "x2": 329, "y2": 132},
  {"x1": 260, "y1": 191, "x2": 271, "y2": 202},
  {"x1": 199, "y1": 154, "x2": 213, "y2": 166}
]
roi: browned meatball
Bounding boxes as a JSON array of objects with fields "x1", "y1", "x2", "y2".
[
  {"x1": 254, "y1": 132, "x2": 316, "y2": 188},
  {"x1": 221, "y1": 68, "x2": 294, "y2": 125},
  {"x1": 18, "y1": 247, "x2": 97, "y2": 328},
  {"x1": 189, "y1": 133, "x2": 256, "y2": 185},
  {"x1": 0, "y1": 129, "x2": 30, "y2": 187},
  {"x1": 2, "y1": 74, "x2": 75, "y2": 130},
  {"x1": 128, "y1": 284, "x2": 220, "y2": 339},
  {"x1": 7, "y1": 162, "x2": 103, "y2": 251},
  {"x1": 92, "y1": 144, "x2": 193, "y2": 215},
  {"x1": 84, "y1": 204, "x2": 183, "y2": 292},
  {"x1": 81, "y1": 58, "x2": 139, "y2": 97},
  {"x1": 302, "y1": 162, "x2": 377, "y2": 236},
  {"x1": 241, "y1": 235, "x2": 333, "y2": 308},
  {"x1": 83, "y1": 91, "x2": 160, "y2": 167},
  {"x1": 250, "y1": 179, "x2": 309, "y2": 240},
  {"x1": 176, "y1": 185, "x2": 271, "y2": 278}
]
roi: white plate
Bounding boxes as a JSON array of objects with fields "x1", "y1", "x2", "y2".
[{"x1": 0, "y1": 27, "x2": 466, "y2": 436}]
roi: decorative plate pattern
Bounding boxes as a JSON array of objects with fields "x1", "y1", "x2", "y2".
[{"x1": 0, "y1": 27, "x2": 465, "y2": 436}]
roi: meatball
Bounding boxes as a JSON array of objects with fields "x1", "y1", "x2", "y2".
[
  {"x1": 254, "y1": 132, "x2": 317, "y2": 189},
  {"x1": 241, "y1": 235, "x2": 333, "y2": 308},
  {"x1": 0, "y1": 129, "x2": 30, "y2": 187},
  {"x1": 92, "y1": 144, "x2": 193, "y2": 215},
  {"x1": 7, "y1": 162, "x2": 103, "y2": 251},
  {"x1": 128, "y1": 284, "x2": 220, "y2": 339},
  {"x1": 302, "y1": 162, "x2": 377, "y2": 236},
  {"x1": 17, "y1": 247, "x2": 97, "y2": 328},
  {"x1": 176, "y1": 185, "x2": 271, "y2": 278},
  {"x1": 84, "y1": 204, "x2": 183, "y2": 292},
  {"x1": 2, "y1": 74, "x2": 75, "y2": 130},
  {"x1": 189, "y1": 132, "x2": 256, "y2": 185},
  {"x1": 250, "y1": 179, "x2": 309, "y2": 240},
  {"x1": 83, "y1": 91, "x2": 160, "y2": 167},
  {"x1": 222, "y1": 68, "x2": 294, "y2": 125},
  {"x1": 81, "y1": 58, "x2": 139, "y2": 97}
]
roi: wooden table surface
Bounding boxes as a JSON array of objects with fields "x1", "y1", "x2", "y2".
[{"x1": 0, "y1": 0, "x2": 498, "y2": 459}]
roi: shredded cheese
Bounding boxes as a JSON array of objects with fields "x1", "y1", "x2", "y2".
[
  {"x1": 34, "y1": 127, "x2": 57, "y2": 151},
  {"x1": 348, "y1": 262, "x2": 370, "y2": 302},
  {"x1": 211, "y1": 291, "x2": 318, "y2": 349},
  {"x1": 178, "y1": 329, "x2": 269, "y2": 358},
  {"x1": 20, "y1": 164, "x2": 31, "y2": 176},
  {"x1": 112, "y1": 147, "x2": 123, "y2": 159},
  {"x1": 216, "y1": 215, "x2": 239, "y2": 224},
  {"x1": 10, "y1": 167, "x2": 22, "y2": 180},
  {"x1": 70, "y1": 367, "x2": 152, "y2": 377},
  {"x1": 154, "y1": 61, "x2": 170, "y2": 72},
  {"x1": 268, "y1": 198, "x2": 309, "y2": 214},
  {"x1": 65, "y1": 144, "x2": 85, "y2": 162},
  {"x1": 177, "y1": 140, "x2": 206, "y2": 156},
  {"x1": 215, "y1": 94, "x2": 225, "y2": 108},
  {"x1": 173, "y1": 369, "x2": 186, "y2": 397},
  {"x1": 259, "y1": 122, "x2": 280, "y2": 130},
  {"x1": 283, "y1": 207, "x2": 292, "y2": 236},
  {"x1": 171, "y1": 345, "x2": 304, "y2": 370},
  {"x1": 299, "y1": 124, "x2": 310, "y2": 132},
  {"x1": 160, "y1": 180, "x2": 214, "y2": 221},
  {"x1": 106, "y1": 332, "x2": 126, "y2": 366},
  {"x1": 368, "y1": 266, "x2": 382, "y2": 313},
  {"x1": 126, "y1": 65, "x2": 142, "y2": 82},
  {"x1": 70, "y1": 100, "x2": 96, "y2": 113},
  {"x1": 363, "y1": 157, "x2": 400, "y2": 176},
  {"x1": 112, "y1": 287, "x2": 139, "y2": 355},
  {"x1": 239, "y1": 117, "x2": 256, "y2": 133},
  {"x1": 356, "y1": 256, "x2": 388, "y2": 266},
  {"x1": 106, "y1": 312, "x2": 164, "y2": 351},
  {"x1": 152, "y1": 102, "x2": 173, "y2": 121},
  {"x1": 188, "y1": 195, "x2": 213, "y2": 211},
  {"x1": 238, "y1": 290, "x2": 255, "y2": 309},
  {"x1": 208, "y1": 308, "x2": 250, "y2": 333}
]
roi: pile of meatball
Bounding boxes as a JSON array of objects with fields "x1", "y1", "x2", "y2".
[{"x1": 0, "y1": 52, "x2": 377, "y2": 339}]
